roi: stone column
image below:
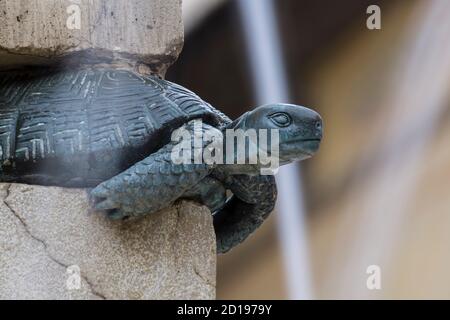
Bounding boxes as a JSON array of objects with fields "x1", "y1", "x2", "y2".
[{"x1": 0, "y1": 0, "x2": 216, "y2": 299}]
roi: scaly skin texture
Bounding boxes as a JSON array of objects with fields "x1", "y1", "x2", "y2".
[
  {"x1": 212, "y1": 172, "x2": 277, "y2": 253},
  {"x1": 90, "y1": 121, "x2": 216, "y2": 219},
  {"x1": 0, "y1": 67, "x2": 322, "y2": 253},
  {"x1": 90, "y1": 140, "x2": 212, "y2": 219},
  {"x1": 90, "y1": 121, "x2": 278, "y2": 253}
]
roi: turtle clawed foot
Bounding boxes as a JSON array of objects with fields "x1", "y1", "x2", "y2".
[
  {"x1": 93, "y1": 200, "x2": 129, "y2": 220},
  {"x1": 104, "y1": 208, "x2": 129, "y2": 220},
  {"x1": 90, "y1": 186, "x2": 129, "y2": 220}
]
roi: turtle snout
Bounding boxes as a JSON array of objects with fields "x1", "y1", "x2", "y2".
[
  {"x1": 314, "y1": 117, "x2": 323, "y2": 140},
  {"x1": 298, "y1": 107, "x2": 322, "y2": 140},
  {"x1": 300, "y1": 114, "x2": 322, "y2": 141},
  {"x1": 296, "y1": 114, "x2": 322, "y2": 156}
]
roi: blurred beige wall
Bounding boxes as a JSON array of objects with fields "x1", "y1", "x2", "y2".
[
  {"x1": 218, "y1": 0, "x2": 450, "y2": 299},
  {"x1": 307, "y1": 0, "x2": 450, "y2": 299},
  {"x1": 217, "y1": 214, "x2": 287, "y2": 299}
]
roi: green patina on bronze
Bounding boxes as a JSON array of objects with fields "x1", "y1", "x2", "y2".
[{"x1": 0, "y1": 67, "x2": 322, "y2": 253}]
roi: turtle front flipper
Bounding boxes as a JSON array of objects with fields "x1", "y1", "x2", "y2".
[{"x1": 91, "y1": 121, "x2": 220, "y2": 219}]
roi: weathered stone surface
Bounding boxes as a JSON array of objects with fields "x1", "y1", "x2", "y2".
[
  {"x1": 0, "y1": 0, "x2": 215, "y2": 301},
  {"x1": 0, "y1": 183, "x2": 216, "y2": 299},
  {"x1": 0, "y1": 0, "x2": 183, "y2": 74}
]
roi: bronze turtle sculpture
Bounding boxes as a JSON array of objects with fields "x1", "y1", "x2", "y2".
[{"x1": 0, "y1": 67, "x2": 322, "y2": 253}]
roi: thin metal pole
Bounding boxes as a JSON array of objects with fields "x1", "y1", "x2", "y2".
[{"x1": 237, "y1": 0, "x2": 313, "y2": 299}]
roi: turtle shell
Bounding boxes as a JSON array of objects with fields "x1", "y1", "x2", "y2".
[{"x1": 0, "y1": 67, "x2": 231, "y2": 187}]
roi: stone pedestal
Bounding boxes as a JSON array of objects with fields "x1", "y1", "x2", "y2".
[
  {"x1": 0, "y1": 0, "x2": 184, "y2": 74},
  {"x1": 0, "y1": 0, "x2": 216, "y2": 300},
  {"x1": 0, "y1": 184, "x2": 215, "y2": 299}
]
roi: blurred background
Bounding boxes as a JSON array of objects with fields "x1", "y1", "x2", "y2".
[{"x1": 167, "y1": 0, "x2": 450, "y2": 299}]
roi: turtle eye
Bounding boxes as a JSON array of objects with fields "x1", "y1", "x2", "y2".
[{"x1": 269, "y1": 112, "x2": 292, "y2": 127}]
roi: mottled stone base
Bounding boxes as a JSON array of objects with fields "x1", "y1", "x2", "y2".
[{"x1": 0, "y1": 183, "x2": 215, "y2": 299}]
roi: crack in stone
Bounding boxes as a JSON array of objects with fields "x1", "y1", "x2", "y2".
[
  {"x1": 3, "y1": 184, "x2": 48, "y2": 248},
  {"x1": 193, "y1": 265, "x2": 215, "y2": 289},
  {"x1": 2, "y1": 183, "x2": 107, "y2": 300}
]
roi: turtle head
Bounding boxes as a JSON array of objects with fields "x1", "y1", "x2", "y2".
[{"x1": 227, "y1": 103, "x2": 322, "y2": 170}]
